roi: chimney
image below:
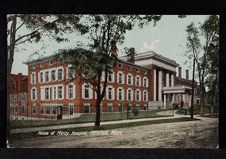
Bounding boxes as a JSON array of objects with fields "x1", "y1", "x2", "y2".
[
  {"x1": 128, "y1": 47, "x2": 135, "y2": 64},
  {"x1": 178, "y1": 67, "x2": 182, "y2": 78},
  {"x1": 186, "y1": 70, "x2": 189, "y2": 80}
]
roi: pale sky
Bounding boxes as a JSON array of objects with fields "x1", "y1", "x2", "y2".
[{"x1": 11, "y1": 15, "x2": 209, "y2": 79}]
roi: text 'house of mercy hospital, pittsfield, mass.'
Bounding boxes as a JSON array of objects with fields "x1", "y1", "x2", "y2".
[{"x1": 10, "y1": 48, "x2": 200, "y2": 120}]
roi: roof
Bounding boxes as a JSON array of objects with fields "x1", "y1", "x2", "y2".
[{"x1": 119, "y1": 50, "x2": 179, "y2": 67}]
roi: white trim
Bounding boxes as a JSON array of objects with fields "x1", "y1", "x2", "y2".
[
  {"x1": 143, "y1": 76, "x2": 148, "y2": 87},
  {"x1": 158, "y1": 70, "x2": 162, "y2": 101},
  {"x1": 117, "y1": 71, "x2": 125, "y2": 84},
  {"x1": 117, "y1": 87, "x2": 124, "y2": 101},
  {"x1": 106, "y1": 85, "x2": 114, "y2": 100},
  {"x1": 127, "y1": 73, "x2": 133, "y2": 85},
  {"x1": 135, "y1": 75, "x2": 141, "y2": 86},
  {"x1": 154, "y1": 69, "x2": 156, "y2": 101},
  {"x1": 127, "y1": 88, "x2": 133, "y2": 101}
]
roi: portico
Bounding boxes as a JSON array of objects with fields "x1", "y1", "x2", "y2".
[{"x1": 162, "y1": 86, "x2": 192, "y2": 109}]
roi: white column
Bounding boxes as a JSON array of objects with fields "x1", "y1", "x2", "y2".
[
  {"x1": 158, "y1": 70, "x2": 162, "y2": 101},
  {"x1": 164, "y1": 94, "x2": 167, "y2": 109},
  {"x1": 171, "y1": 74, "x2": 174, "y2": 86},
  {"x1": 153, "y1": 69, "x2": 156, "y2": 101},
  {"x1": 166, "y1": 73, "x2": 169, "y2": 87},
  {"x1": 172, "y1": 94, "x2": 175, "y2": 103},
  {"x1": 183, "y1": 94, "x2": 186, "y2": 108}
]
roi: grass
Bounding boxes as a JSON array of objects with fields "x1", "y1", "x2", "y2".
[
  {"x1": 176, "y1": 106, "x2": 212, "y2": 115},
  {"x1": 10, "y1": 117, "x2": 199, "y2": 141},
  {"x1": 10, "y1": 109, "x2": 173, "y2": 129}
]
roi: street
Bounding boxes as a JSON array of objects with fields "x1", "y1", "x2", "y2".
[{"x1": 10, "y1": 116, "x2": 218, "y2": 148}]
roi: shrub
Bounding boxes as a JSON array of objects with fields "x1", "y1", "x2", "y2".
[
  {"x1": 172, "y1": 103, "x2": 179, "y2": 110},
  {"x1": 132, "y1": 108, "x2": 139, "y2": 116}
]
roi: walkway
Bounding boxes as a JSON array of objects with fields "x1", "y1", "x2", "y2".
[{"x1": 10, "y1": 110, "x2": 201, "y2": 134}]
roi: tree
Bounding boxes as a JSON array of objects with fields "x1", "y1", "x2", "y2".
[
  {"x1": 203, "y1": 16, "x2": 219, "y2": 117},
  {"x1": 185, "y1": 16, "x2": 219, "y2": 117},
  {"x1": 185, "y1": 22, "x2": 202, "y2": 119},
  {"x1": 7, "y1": 14, "x2": 88, "y2": 144},
  {"x1": 56, "y1": 15, "x2": 162, "y2": 128}
]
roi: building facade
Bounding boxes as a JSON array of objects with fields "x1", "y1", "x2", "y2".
[
  {"x1": 9, "y1": 73, "x2": 28, "y2": 120},
  {"x1": 24, "y1": 49, "x2": 200, "y2": 120}
]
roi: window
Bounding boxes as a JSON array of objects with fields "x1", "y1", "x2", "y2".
[
  {"x1": 50, "y1": 87, "x2": 52, "y2": 100},
  {"x1": 15, "y1": 105, "x2": 17, "y2": 112},
  {"x1": 51, "y1": 70, "x2": 56, "y2": 81},
  {"x1": 46, "y1": 106, "x2": 50, "y2": 114},
  {"x1": 143, "y1": 78, "x2": 147, "y2": 87},
  {"x1": 118, "y1": 64, "x2": 122, "y2": 68},
  {"x1": 32, "y1": 64, "x2": 36, "y2": 69},
  {"x1": 108, "y1": 71, "x2": 113, "y2": 82},
  {"x1": 40, "y1": 63, "x2": 44, "y2": 68},
  {"x1": 21, "y1": 93, "x2": 26, "y2": 101},
  {"x1": 107, "y1": 105, "x2": 113, "y2": 112},
  {"x1": 32, "y1": 103, "x2": 36, "y2": 114},
  {"x1": 52, "y1": 106, "x2": 56, "y2": 114},
  {"x1": 68, "y1": 67, "x2": 73, "y2": 79},
  {"x1": 45, "y1": 71, "x2": 49, "y2": 82},
  {"x1": 136, "y1": 68, "x2": 140, "y2": 72},
  {"x1": 32, "y1": 88, "x2": 36, "y2": 100},
  {"x1": 127, "y1": 74, "x2": 132, "y2": 85},
  {"x1": 108, "y1": 87, "x2": 113, "y2": 100},
  {"x1": 32, "y1": 73, "x2": 36, "y2": 84},
  {"x1": 136, "y1": 76, "x2": 140, "y2": 86},
  {"x1": 136, "y1": 104, "x2": 140, "y2": 111},
  {"x1": 118, "y1": 73, "x2": 122, "y2": 83},
  {"x1": 53, "y1": 87, "x2": 57, "y2": 99},
  {"x1": 127, "y1": 89, "x2": 132, "y2": 101},
  {"x1": 128, "y1": 66, "x2": 131, "y2": 70},
  {"x1": 58, "y1": 86, "x2": 63, "y2": 99},
  {"x1": 40, "y1": 72, "x2": 44, "y2": 83},
  {"x1": 49, "y1": 60, "x2": 53, "y2": 65},
  {"x1": 68, "y1": 85, "x2": 74, "y2": 99},
  {"x1": 40, "y1": 106, "x2": 44, "y2": 114},
  {"x1": 143, "y1": 91, "x2": 148, "y2": 102},
  {"x1": 58, "y1": 69, "x2": 63, "y2": 80},
  {"x1": 84, "y1": 84, "x2": 89, "y2": 98},
  {"x1": 83, "y1": 104, "x2": 90, "y2": 113},
  {"x1": 45, "y1": 88, "x2": 49, "y2": 100},
  {"x1": 21, "y1": 104, "x2": 25, "y2": 113},
  {"x1": 13, "y1": 94, "x2": 17, "y2": 102},
  {"x1": 69, "y1": 105, "x2": 74, "y2": 115},
  {"x1": 118, "y1": 88, "x2": 123, "y2": 101},
  {"x1": 136, "y1": 90, "x2": 140, "y2": 101}
]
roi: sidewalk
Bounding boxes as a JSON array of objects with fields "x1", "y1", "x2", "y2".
[{"x1": 10, "y1": 111, "x2": 199, "y2": 134}]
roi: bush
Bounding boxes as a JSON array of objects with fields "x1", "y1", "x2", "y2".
[
  {"x1": 172, "y1": 103, "x2": 179, "y2": 110},
  {"x1": 177, "y1": 108, "x2": 188, "y2": 115},
  {"x1": 132, "y1": 108, "x2": 139, "y2": 116}
]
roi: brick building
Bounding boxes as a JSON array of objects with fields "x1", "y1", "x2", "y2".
[
  {"x1": 9, "y1": 73, "x2": 28, "y2": 120},
  {"x1": 24, "y1": 49, "x2": 200, "y2": 120}
]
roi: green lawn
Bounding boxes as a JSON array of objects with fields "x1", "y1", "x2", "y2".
[
  {"x1": 10, "y1": 109, "x2": 173, "y2": 129},
  {"x1": 176, "y1": 106, "x2": 212, "y2": 115},
  {"x1": 10, "y1": 117, "x2": 199, "y2": 141}
]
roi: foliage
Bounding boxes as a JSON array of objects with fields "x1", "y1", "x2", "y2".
[
  {"x1": 132, "y1": 108, "x2": 140, "y2": 117},
  {"x1": 172, "y1": 103, "x2": 179, "y2": 110},
  {"x1": 55, "y1": 15, "x2": 162, "y2": 127}
]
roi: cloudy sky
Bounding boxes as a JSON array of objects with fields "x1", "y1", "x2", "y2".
[{"x1": 11, "y1": 15, "x2": 208, "y2": 79}]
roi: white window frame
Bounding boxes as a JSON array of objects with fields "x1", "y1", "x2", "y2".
[
  {"x1": 143, "y1": 90, "x2": 148, "y2": 102},
  {"x1": 127, "y1": 88, "x2": 133, "y2": 101},
  {"x1": 108, "y1": 71, "x2": 114, "y2": 83},
  {"x1": 31, "y1": 72, "x2": 36, "y2": 84},
  {"x1": 106, "y1": 86, "x2": 114, "y2": 100},
  {"x1": 117, "y1": 87, "x2": 124, "y2": 101},
  {"x1": 31, "y1": 87, "x2": 37, "y2": 100},
  {"x1": 117, "y1": 71, "x2": 124, "y2": 84},
  {"x1": 135, "y1": 75, "x2": 141, "y2": 86},
  {"x1": 143, "y1": 77, "x2": 148, "y2": 87},
  {"x1": 127, "y1": 73, "x2": 133, "y2": 85},
  {"x1": 135, "y1": 89, "x2": 141, "y2": 102},
  {"x1": 67, "y1": 83, "x2": 75, "y2": 99}
]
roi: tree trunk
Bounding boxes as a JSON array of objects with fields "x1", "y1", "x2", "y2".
[
  {"x1": 191, "y1": 57, "x2": 195, "y2": 119},
  {"x1": 95, "y1": 97, "x2": 101, "y2": 129},
  {"x1": 7, "y1": 14, "x2": 17, "y2": 146}
]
